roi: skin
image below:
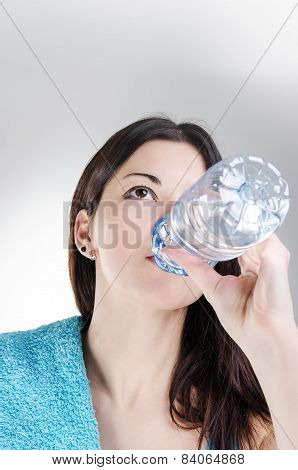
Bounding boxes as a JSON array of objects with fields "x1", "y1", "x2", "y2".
[{"x1": 74, "y1": 139, "x2": 298, "y2": 449}]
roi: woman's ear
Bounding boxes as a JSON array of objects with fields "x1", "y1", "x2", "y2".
[{"x1": 74, "y1": 209, "x2": 96, "y2": 256}]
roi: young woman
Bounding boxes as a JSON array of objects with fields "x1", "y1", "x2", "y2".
[
  {"x1": 2, "y1": 116, "x2": 297, "y2": 451},
  {"x1": 68, "y1": 115, "x2": 298, "y2": 450}
]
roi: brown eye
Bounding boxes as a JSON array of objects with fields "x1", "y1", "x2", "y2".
[{"x1": 123, "y1": 185, "x2": 157, "y2": 200}]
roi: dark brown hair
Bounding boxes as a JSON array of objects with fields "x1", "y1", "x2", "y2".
[{"x1": 68, "y1": 114, "x2": 273, "y2": 450}]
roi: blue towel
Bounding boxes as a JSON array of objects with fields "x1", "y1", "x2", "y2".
[
  {"x1": 0, "y1": 315, "x2": 100, "y2": 450},
  {"x1": 0, "y1": 314, "x2": 238, "y2": 450}
]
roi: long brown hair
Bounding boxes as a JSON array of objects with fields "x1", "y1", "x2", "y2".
[{"x1": 68, "y1": 115, "x2": 273, "y2": 449}]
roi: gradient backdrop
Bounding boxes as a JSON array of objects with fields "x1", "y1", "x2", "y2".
[{"x1": 0, "y1": 0, "x2": 297, "y2": 331}]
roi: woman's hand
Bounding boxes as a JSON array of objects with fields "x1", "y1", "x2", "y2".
[{"x1": 162, "y1": 233, "x2": 297, "y2": 362}]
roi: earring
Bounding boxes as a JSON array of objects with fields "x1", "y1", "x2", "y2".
[
  {"x1": 90, "y1": 250, "x2": 97, "y2": 261},
  {"x1": 81, "y1": 246, "x2": 86, "y2": 252}
]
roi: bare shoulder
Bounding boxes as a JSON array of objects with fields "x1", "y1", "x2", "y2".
[{"x1": 249, "y1": 414, "x2": 278, "y2": 450}]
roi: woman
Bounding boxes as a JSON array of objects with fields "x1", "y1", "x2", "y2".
[
  {"x1": 1, "y1": 116, "x2": 297, "y2": 450},
  {"x1": 68, "y1": 115, "x2": 297, "y2": 450}
]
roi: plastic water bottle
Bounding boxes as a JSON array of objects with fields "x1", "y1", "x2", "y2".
[{"x1": 151, "y1": 155, "x2": 290, "y2": 276}]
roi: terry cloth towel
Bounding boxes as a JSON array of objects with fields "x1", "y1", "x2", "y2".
[
  {"x1": 0, "y1": 315, "x2": 101, "y2": 450},
  {"x1": 0, "y1": 314, "x2": 238, "y2": 450}
]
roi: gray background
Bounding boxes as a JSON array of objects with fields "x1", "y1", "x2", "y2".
[{"x1": 0, "y1": 0, "x2": 297, "y2": 331}]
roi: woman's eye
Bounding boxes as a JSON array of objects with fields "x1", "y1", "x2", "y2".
[{"x1": 123, "y1": 185, "x2": 157, "y2": 200}]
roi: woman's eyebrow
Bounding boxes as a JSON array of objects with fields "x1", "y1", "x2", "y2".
[{"x1": 122, "y1": 172, "x2": 162, "y2": 185}]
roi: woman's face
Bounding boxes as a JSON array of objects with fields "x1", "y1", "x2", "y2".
[{"x1": 90, "y1": 139, "x2": 207, "y2": 310}]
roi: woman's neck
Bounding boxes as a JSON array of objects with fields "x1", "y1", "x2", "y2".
[{"x1": 81, "y1": 289, "x2": 187, "y2": 411}]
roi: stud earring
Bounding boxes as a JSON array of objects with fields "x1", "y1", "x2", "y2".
[{"x1": 81, "y1": 246, "x2": 86, "y2": 252}]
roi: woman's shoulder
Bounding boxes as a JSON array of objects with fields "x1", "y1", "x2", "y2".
[
  {"x1": 0, "y1": 314, "x2": 82, "y2": 337},
  {"x1": 0, "y1": 314, "x2": 82, "y2": 343},
  {"x1": 248, "y1": 413, "x2": 278, "y2": 450},
  {"x1": 0, "y1": 315, "x2": 83, "y2": 374},
  {"x1": 0, "y1": 314, "x2": 96, "y2": 450}
]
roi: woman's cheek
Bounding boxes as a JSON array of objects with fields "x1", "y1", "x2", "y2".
[
  {"x1": 98, "y1": 216, "x2": 144, "y2": 273},
  {"x1": 120, "y1": 202, "x2": 149, "y2": 251}
]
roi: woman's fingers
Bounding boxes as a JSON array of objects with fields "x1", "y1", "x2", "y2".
[
  {"x1": 237, "y1": 254, "x2": 258, "y2": 280},
  {"x1": 161, "y1": 246, "x2": 223, "y2": 304},
  {"x1": 242, "y1": 233, "x2": 289, "y2": 268}
]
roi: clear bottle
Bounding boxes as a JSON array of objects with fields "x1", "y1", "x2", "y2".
[{"x1": 151, "y1": 155, "x2": 290, "y2": 276}]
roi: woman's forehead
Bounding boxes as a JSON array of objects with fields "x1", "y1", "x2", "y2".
[
  {"x1": 116, "y1": 141, "x2": 206, "y2": 186},
  {"x1": 99, "y1": 141, "x2": 206, "y2": 204}
]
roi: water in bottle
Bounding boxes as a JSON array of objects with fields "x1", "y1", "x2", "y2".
[{"x1": 151, "y1": 155, "x2": 290, "y2": 276}]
